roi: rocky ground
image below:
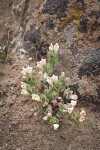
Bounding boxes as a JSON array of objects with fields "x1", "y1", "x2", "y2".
[{"x1": 0, "y1": 0, "x2": 100, "y2": 150}]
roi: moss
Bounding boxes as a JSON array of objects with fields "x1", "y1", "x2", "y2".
[
  {"x1": 61, "y1": 17, "x2": 71, "y2": 25},
  {"x1": 60, "y1": 9, "x2": 83, "y2": 26},
  {"x1": 73, "y1": 20, "x2": 80, "y2": 26},
  {"x1": 38, "y1": 14, "x2": 44, "y2": 23},
  {"x1": 70, "y1": 10, "x2": 83, "y2": 19},
  {"x1": 36, "y1": 0, "x2": 45, "y2": 7}
]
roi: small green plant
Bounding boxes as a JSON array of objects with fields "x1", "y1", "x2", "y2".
[
  {"x1": 0, "y1": 44, "x2": 8, "y2": 62},
  {"x1": 21, "y1": 43, "x2": 86, "y2": 130}
]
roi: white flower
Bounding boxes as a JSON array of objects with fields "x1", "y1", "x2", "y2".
[
  {"x1": 52, "y1": 99, "x2": 57, "y2": 104},
  {"x1": 69, "y1": 94, "x2": 78, "y2": 100},
  {"x1": 71, "y1": 100, "x2": 77, "y2": 107},
  {"x1": 79, "y1": 109, "x2": 86, "y2": 122},
  {"x1": 47, "y1": 112, "x2": 52, "y2": 117},
  {"x1": 37, "y1": 58, "x2": 46, "y2": 70},
  {"x1": 53, "y1": 124, "x2": 59, "y2": 130},
  {"x1": 52, "y1": 74, "x2": 58, "y2": 82},
  {"x1": 21, "y1": 66, "x2": 32, "y2": 76},
  {"x1": 49, "y1": 43, "x2": 59, "y2": 53},
  {"x1": 34, "y1": 112, "x2": 38, "y2": 116},
  {"x1": 46, "y1": 74, "x2": 58, "y2": 86},
  {"x1": 65, "y1": 77, "x2": 71, "y2": 85},
  {"x1": 47, "y1": 77, "x2": 53, "y2": 86},
  {"x1": 43, "y1": 101, "x2": 48, "y2": 106},
  {"x1": 32, "y1": 94, "x2": 41, "y2": 101},
  {"x1": 67, "y1": 107, "x2": 74, "y2": 114},
  {"x1": 53, "y1": 43, "x2": 59, "y2": 53},
  {"x1": 43, "y1": 73, "x2": 48, "y2": 79},
  {"x1": 39, "y1": 71, "x2": 42, "y2": 76},
  {"x1": 64, "y1": 88, "x2": 72, "y2": 97},
  {"x1": 43, "y1": 116, "x2": 48, "y2": 121},
  {"x1": 49, "y1": 43, "x2": 54, "y2": 51},
  {"x1": 61, "y1": 72, "x2": 65, "y2": 77},
  {"x1": 21, "y1": 82, "x2": 26, "y2": 89},
  {"x1": 21, "y1": 89, "x2": 29, "y2": 95}
]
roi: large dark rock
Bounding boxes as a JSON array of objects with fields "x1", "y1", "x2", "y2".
[
  {"x1": 78, "y1": 48, "x2": 100, "y2": 78},
  {"x1": 42, "y1": 0, "x2": 68, "y2": 15},
  {"x1": 2, "y1": 0, "x2": 99, "y2": 104}
]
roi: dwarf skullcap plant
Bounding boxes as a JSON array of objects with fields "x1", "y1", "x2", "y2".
[{"x1": 21, "y1": 43, "x2": 86, "y2": 130}]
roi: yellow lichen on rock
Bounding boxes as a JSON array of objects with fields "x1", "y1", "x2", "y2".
[
  {"x1": 36, "y1": 0, "x2": 45, "y2": 7},
  {"x1": 70, "y1": 10, "x2": 83, "y2": 19},
  {"x1": 61, "y1": 17, "x2": 71, "y2": 25}
]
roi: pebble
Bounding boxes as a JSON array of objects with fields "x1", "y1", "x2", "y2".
[{"x1": 28, "y1": 57, "x2": 33, "y2": 61}]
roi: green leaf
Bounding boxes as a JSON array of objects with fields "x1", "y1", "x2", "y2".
[
  {"x1": 34, "y1": 106, "x2": 43, "y2": 113},
  {"x1": 41, "y1": 82, "x2": 46, "y2": 91},
  {"x1": 43, "y1": 63, "x2": 53, "y2": 76},
  {"x1": 59, "y1": 76, "x2": 65, "y2": 85},
  {"x1": 26, "y1": 84, "x2": 35, "y2": 93},
  {"x1": 68, "y1": 114, "x2": 75, "y2": 120},
  {"x1": 45, "y1": 89, "x2": 58, "y2": 100},
  {"x1": 26, "y1": 74, "x2": 36, "y2": 85},
  {"x1": 51, "y1": 91, "x2": 58, "y2": 98},
  {"x1": 68, "y1": 114, "x2": 80, "y2": 125},
  {"x1": 57, "y1": 110, "x2": 64, "y2": 117},
  {"x1": 34, "y1": 106, "x2": 40, "y2": 111},
  {"x1": 48, "y1": 51, "x2": 58, "y2": 66},
  {"x1": 40, "y1": 93, "x2": 47, "y2": 100},
  {"x1": 49, "y1": 117, "x2": 59, "y2": 125}
]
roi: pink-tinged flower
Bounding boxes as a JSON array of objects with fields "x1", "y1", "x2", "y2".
[
  {"x1": 21, "y1": 66, "x2": 32, "y2": 76},
  {"x1": 63, "y1": 110, "x2": 67, "y2": 113},
  {"x1": 53, "y1": 124, "x2": 59, "y2": 130},
  {"x1": 37, "y1": 58, "x2": 46, "y2": 70},
  {"x1": 71, "y1": 100, "x2": 77, "y2": 107},
  {"x1": 79, "y1": 109, "x2": 86, "y2": 122},
  {"x1": 30, "y1": 108, "x2": 34, "y2": 111},
  {"x1": 21, "y1": 89, "x2": 29, "y2": 95},
  {"x1": 32, "y1": 94, "x2": 41, "y2": 101}
]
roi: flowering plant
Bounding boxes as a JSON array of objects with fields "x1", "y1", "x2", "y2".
[{"x1": 21, "y1": 43, "x2": 86, "y2": 130}]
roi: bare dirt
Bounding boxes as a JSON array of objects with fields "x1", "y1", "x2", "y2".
[
  {"x1": 0, "y1": 62, "x2": 100, "y2": 150},
  {"x1": 0, "y1": 0, "x2": 100, "y2": 150}
]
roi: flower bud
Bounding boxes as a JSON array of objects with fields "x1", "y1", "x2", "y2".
[
  {"x1": 43, "y1": 116, "x2": 48, "y2": 121},
  {"x1": 61, "y1": 72, "x2": 65, "y2": 77},
  {"x1": 53, "y1": 124, "x2": 59, "y2": 130}
]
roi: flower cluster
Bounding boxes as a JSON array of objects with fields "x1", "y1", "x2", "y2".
[
  {"x1": 21, "y1": 43, "x2": 86, "y2": 130},
  {"x1": 21, "y1": 66, "x2": 32, "y2": 79}
]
